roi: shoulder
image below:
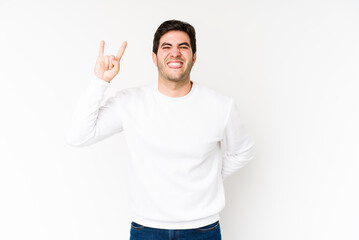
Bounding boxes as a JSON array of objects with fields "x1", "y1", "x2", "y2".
[
  {"x1": 194, "y1": 82, "x2": 235, "y2": 122},
  {"x1": 114, "y1": 83, "x2": 153, "y2": 99},
  {"x1": 195, "y1": 82, "x2": 233, "y2": 106}
]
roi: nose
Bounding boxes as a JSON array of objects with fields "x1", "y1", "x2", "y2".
[{"x1": 170, "y1": 47, "x2": 181, "y2": 57}]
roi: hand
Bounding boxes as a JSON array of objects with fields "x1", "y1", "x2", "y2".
[{"x1": 94, "y1": 40, "x2": 127, "y2": 83}]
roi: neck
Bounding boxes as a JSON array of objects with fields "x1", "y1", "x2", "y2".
[{"x1": 157, "y1": 77, "x2": 193, "y2": 97}]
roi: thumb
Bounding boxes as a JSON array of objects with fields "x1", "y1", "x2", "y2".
[{"x1": 113, "y1": 56, "x2": 120, "y2": 67}]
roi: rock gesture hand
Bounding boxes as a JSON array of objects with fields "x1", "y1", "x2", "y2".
[{"x1": 94, "y1": 40, "x2": 127, "y2": 83}]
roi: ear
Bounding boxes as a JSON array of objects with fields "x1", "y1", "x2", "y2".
[
  {"x1": 192, "y1": 53, "x2": 197, "y2": 66},
  {"x1": 152, "y1": 52, "x2": 157, "y2": 66}
]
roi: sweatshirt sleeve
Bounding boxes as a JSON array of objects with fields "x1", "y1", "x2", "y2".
[
  {"x1": 221, "y1": 99, "x2": 255, "y2": 181},
  {"x1": 66, "y1": 76, "x2": 124, "y2": 147}
]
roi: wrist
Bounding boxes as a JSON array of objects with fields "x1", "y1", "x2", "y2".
[{"x1": 93, "y1": 76, "x2": 111, "y2": 85}]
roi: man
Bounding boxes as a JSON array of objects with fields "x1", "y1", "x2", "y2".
[{"x1": 67, "y1": 19, "x2": 255, "y2": 240}]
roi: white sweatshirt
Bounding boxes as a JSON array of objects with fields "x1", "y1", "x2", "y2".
[{"x1": 66, "y1": 76, "x2": 255, "y2": 229}]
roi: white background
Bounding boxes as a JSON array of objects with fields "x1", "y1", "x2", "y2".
[{"x1": 1, "y1": 0, "x2": 358, "y2": 239}]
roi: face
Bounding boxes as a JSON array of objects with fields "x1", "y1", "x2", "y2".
[{"x1": 152, "y1": 30, "x2": 196, "y2": 83}]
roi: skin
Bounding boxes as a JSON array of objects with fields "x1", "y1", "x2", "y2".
[
  {"x1": 94, "y1": 30, "x2": 196, "y2": 98},
  {"x1": 152, "y1": 30, "x2": 197, "y2": 97},
  {"x1": 94, "y1": 40, "x2": 127, "y2": 83}
]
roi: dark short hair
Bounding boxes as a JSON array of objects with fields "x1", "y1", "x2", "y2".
[{"x1": 152, "y1": 20, "x2": 196, "y2": 55}]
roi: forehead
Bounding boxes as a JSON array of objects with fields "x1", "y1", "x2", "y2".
[{"x1": 159, "y1": 30, "x2": 191, "y2": 45}]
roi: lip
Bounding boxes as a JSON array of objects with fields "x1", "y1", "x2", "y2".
[{"x1": 167, "y1": 60, "x2": 183, "y2": 69}]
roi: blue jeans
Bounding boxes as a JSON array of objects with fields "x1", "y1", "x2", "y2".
[{"x1": 130, "y1": 221, "x2": 222, "y2": 240}]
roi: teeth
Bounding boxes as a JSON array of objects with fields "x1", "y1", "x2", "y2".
[{"x1": 168, "y1": 62, "x2": 182, "y2": 67}]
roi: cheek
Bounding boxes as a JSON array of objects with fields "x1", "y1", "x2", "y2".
[
  {"x1": 159, "y1": 55, "x2": 170, "y2": 65},
  {"x1": 182, "y1": 52, "x2": 193, "y2": 60}
]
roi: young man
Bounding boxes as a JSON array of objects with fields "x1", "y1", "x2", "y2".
[{"x1": 67, "y1": 20, "x2": 255, "y2": 240}]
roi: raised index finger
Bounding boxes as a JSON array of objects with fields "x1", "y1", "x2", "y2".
[
  {"x1": 116, "y1": 41, "x2": 127, "y2": 60},
  {"x1": 99, "y1": 40, "x2": 105, "y2": 57}
]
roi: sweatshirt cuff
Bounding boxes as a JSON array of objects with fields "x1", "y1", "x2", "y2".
[{"x1": 91, "y1": 76, "x2": 110, "y2": 87}]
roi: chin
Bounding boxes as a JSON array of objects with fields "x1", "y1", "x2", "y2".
[
  {"x1": 166, "y1": 77, "x2": 186, "y2": 82},
  {"x1": 158, "y1": 68, "x2": 190, "y2": 82},
  {"x1": 163, "y1": 73, "x2": 185, "y2": 82}
]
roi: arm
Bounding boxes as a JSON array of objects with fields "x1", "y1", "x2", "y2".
[
  {"x1": 66, "y1": 77, "x2": 124, "y2": 147},
  {"x1": 66, "y1": 40, "x2": 127, "y2": 147},
  {"x1": 221, "y1": 99, "x2": 255, "y2": 180}
]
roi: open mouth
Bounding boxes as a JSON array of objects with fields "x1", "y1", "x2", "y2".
[{"x1": 167, "y1": 60, "x2": 183, "y2": 69}]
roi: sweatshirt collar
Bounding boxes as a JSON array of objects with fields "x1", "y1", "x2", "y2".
[{"x1": 154, "y1": 80, "x2": 197, "y2": 102}]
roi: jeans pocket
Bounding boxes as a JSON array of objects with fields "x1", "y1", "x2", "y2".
[
  {"x1": 194, "y1": 221, "x2": 220, "y2": 232},
  {"x1": 131, "y1": 222, "x2": 146, "y2": 230}
]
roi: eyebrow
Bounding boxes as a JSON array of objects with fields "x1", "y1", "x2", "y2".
[{"x1": 160, "y1": 42, "x2": 190, "y2": 47}]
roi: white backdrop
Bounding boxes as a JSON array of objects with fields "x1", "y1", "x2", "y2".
[{"x1": 1, "y1": 0, "x2": 358, "y2": 239}]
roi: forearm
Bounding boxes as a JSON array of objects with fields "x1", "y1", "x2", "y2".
[
  {"x1": 221, "y1": 99, "x2": 255, "y2": 180},
  {"x1": 66, "y1": 77, "x2": 116, "y2": 147},
  {"x1": 221, "y1": 140, "x2": 255, "y2": 180}
]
